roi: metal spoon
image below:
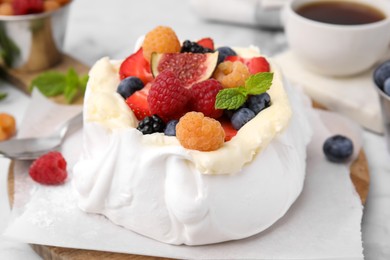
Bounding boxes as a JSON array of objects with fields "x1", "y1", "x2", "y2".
[{"x1": 0, "y1": 112, "x2": 83, "y2": 160}]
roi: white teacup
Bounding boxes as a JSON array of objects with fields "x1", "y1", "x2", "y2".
[{"x1": 283, "y1": 0, "x2": 390, "y2": 77}]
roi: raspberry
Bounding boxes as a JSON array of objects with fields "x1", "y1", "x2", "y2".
[
  {"x1": 147, "y1": 71, "x2": 191, "y2": 121},
  {"x1": 190, "y1": 79, "x2": 223, "y2": 119},
  {"x1": 13, "y1": 0, "x2": 44, "y2": 15},
  {"x1": 142, "y1": 26, "x2": 181, "y2": 61},
  {"x1": 29, "y1": 151, "x2": 67, "y2": 185},
  {"x1": 176, "y1": 112, "x2": 225, "y2": 151},
  {"x1": 213, "y1": 61, "x2": 250, "y2": 89}
]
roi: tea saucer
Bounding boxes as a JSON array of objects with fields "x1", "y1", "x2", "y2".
[{"x1": 273, "y1": 50, "x2": 389, "y2": 133}]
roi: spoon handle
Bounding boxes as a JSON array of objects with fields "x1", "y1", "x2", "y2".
[{"x1": 59, "y1": 112, "x2": 83, "y2": 139}]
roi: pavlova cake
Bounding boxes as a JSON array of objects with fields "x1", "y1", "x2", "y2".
[{"x1": 73, "y1": 26, "x2": 312, "y2": 245}]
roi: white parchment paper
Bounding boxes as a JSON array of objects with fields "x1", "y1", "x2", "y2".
[{"x1": 3, "y1": 90, "x2": 364, "y2": 259}]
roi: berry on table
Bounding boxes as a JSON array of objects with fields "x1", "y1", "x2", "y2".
[
  {"x1": 323, "y1": 135, "x2": 354, "y2": 163},
  {"x1": 29, "y1": 151, "x2": 67, "y2": 185},
  {"x1": 142, "y1": 26, "x2": 181, "y2": 61},
  {"x1": 190, "y1": 79, "x2": 223, "y2": 119},
  {"x1": 216, "y1": 46, "x2": 237, "y2": 64},
  {"x1": 247, "y1": 93, "x2": 271, "y2": 115},
  {"x1": 176, "y1": 112, "x2": 225, "y2": 151},
  {"x1": 137, "y1": 115, "x2": 166, "y2": 135},
  {"x1": 181, "y1": 40, "x2": 213, "y2": 54},
  {"x1": 147, "y1": 71, "x2": 191, "y2": 121},
  {"x1": 383, "y1": 78, "x2": 390, "y2": 96},
  {"x1": 164, "y1": 120, "x2": 179, "y2": 136},
  {"x1": 117, "y1": 76, "x2": 144, "y2": 99},
  {"x1": 231, "y1": 108, "x2": 255, "y2": 130},
  {"x1": 0, "y1": 113, "x2": 16, "y2": 141},
  {"x1": 213, "y1": 61, "x2": 250, "y2": 89},
  {"x1": 373, "y1": 60, "x2": 390, "y2": 89}
]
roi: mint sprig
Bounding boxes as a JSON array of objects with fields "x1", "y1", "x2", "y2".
[
  {"x1": 0, "y1": 92, "x2": 7, "y2": 101},
  {"x1": 30, "y1": 68, "x2": 89, "y2": 104},
  {"x1": 215, "y1": 72, "x2": 273, "y2": 110}
]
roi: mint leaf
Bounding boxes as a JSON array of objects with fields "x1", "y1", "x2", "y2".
[
  {"x1": 0, "y1": 92, "x2": 7, "y2": 101},
  {"x1": 215, "y1": 88, "x2": 247, "y2": 110},
  {"x1": 245, "y1": 72, "x2": 273, "y2": 95},
  {"x1": 64, "y1": 68, "x2": 79, "y2": 103},
  {"x1": 79, "y1": 75, "x2": 89, "y2": 93},
  {"x1": 30, "y1": 71, "x2": 66, "y2": 97},
  {"x1": 215, "y1": 72, "x2": 274, "y2": 110},
  {"x1": 30, "y1": 68, "x2": 89, "y2": 104}
]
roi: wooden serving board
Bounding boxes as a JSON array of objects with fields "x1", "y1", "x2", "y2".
[{"x1": 5, "y1": 58, "x2": 370, "y2": 259}]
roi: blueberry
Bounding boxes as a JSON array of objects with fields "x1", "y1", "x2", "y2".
[
  {"x1": 323, "y1": 135, "x2": 354, "y2": 163},
  {"x1": 247, "y1": 93, "x2": 271, "y2": 115},
  {"x1": 384, "y1": 78, "x2": 390, "y2": 96},
  {"x1": 231, "y1": 108, "x2": 255, "y2": 130},
  {"x1": 117, "y1": 76, "x2": 144, "y2": 99},
  {"x1": 373, "y1": 60, "x2": 390, "y2": 89},
  {"x1": 216, "y1": 46, "x2": 237, "y2": 64},
  {"x1": 164, "y1": 120, "x2": 179, "y2": 136}
]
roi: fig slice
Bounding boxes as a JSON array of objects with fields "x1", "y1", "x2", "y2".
[{"x1": 151, "y1": 52, "x2": 219, "y2": 88}]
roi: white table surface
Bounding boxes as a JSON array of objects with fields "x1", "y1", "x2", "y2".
[{"x1": 1, "y1": 0, "x2": 390, "y2": 259}]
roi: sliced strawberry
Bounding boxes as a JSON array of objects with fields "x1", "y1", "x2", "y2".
[
  {"x1": 125, "y1": 84, "x2": 152, "y2": 120},
  {"x1": 119, "y1": 48, "x2": 154, "y2": 85},
  {"x1": 220, "y1": 118, "x2": 238, "y2": 142},
  {"x1": 226, "y1": 56, "x2": 270, "y2": 74},
  {"x1": 197, "y1": 38, "x2": 214, "y2": 50}
]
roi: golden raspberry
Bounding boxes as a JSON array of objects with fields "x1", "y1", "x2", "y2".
[
  {"x1": 44, "y1": 0, "x2": 61, "y2": 12},
  {"x1": 0, "y1": 3, "x2": 13, "y2": 15},
  {"x1": 54, "y1": 0, "x2": 71, "y2": 6},
  {"x1": 213, "y1": 61, "x2": 250, "y2": 89},
  {"x1": 0, "y1": 113, "x2": 16, "y2": 141},
  {"x1": 176, "y1": 112, "x2": 225, "y2": 152},
  {"x1": 142, "y1": 26, "x2": 181, "y2": 62}
]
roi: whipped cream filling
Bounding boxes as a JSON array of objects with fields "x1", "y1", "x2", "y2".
[{"x1": 73, "y1": 48, "x2": 312, "y2": 245}]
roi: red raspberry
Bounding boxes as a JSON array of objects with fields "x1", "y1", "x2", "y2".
[
  {"x1": 29, "y1": 151, "x2": 67, "y2": 185},
  {"x1": 147, "y1": 71, "x2": 191, "y2": 121},
  {"x1": 13, "y1": 0, "x2": 44, "y2": 15},
  {"x1": 190, "y1": 79, "x2": 223, "y2": 119}
]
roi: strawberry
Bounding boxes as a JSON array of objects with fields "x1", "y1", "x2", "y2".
[
  {"x1": 13, "y1": 0, "x2": 44, "y2": 15},
  {"x1": 220, "y1": 118, "x2": 237, "y2": 141},
  {"x1": 125, "y1": 84, "x2": 152, "y2": 120},
  {"x1": 197, "y1": 38, "x2": 214, "y2": 50},
  {"x1": 119, "y1": 48, "x2": 154, "y2": 85},
  {"x1": 226, "y1": 56, "x2": 270, "y2": 74}
]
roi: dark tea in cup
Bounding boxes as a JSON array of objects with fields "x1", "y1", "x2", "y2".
[{"x1": 295, "y1": 1, "x2": 386, "y2": 25}]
